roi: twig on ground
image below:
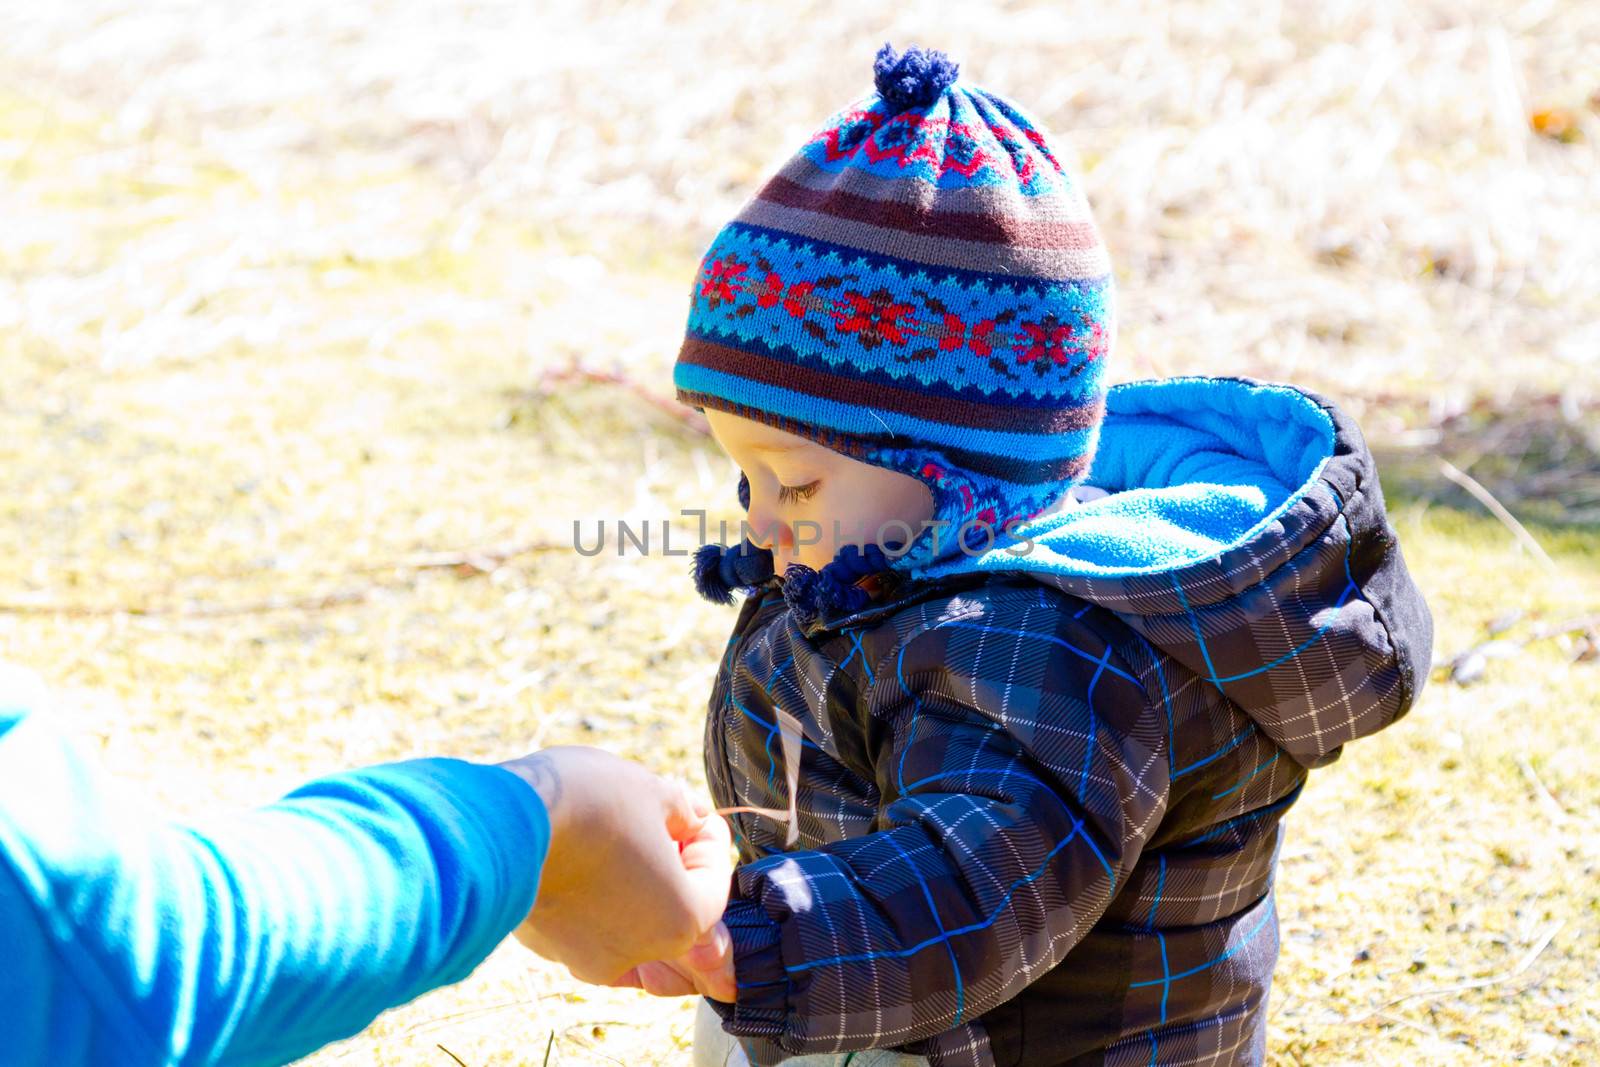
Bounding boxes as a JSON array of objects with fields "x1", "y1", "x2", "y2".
[
  {"x1": 358, "y1": 539, "x2": 569, "y2": 577},
  {"x1": 0, "y1": 539, "x2": 569, "y2": 617},
  {"x1": 1515, "y1": 756, "x2": 1569, "y2": 824},
  {"x1": 0, "y1": 590, "x2": 371, "y2": 618},
  {"x1": 1375, "y1": 1010, "x2": 1440, "y2": 1038},
  {"x1": 530, "y1": 363, "x2": 709, "y2": 435},
  {"x1": 1527, "y1": 614, "x2": 1600, "y2": 640},
  {"x1": 436, "y1": 1045, "x2": 468, "y2": 1067},
  {"x1": 465, "y1": 668, "x2": 551, "y2": 715},
  {"x1": 1437, "y1": 459, "x2": 1557, "y2": 572},
  {"x1": 1324, "y1": 920, "x2": 1564, "y2": 1026},
  {"x1": 399, "y1": 996, "x2": 562, "y2": 1038},
  {"x1": 1444, "y1": 638, "x2": 1522, "y2": 685},
  {"x1": 1442, "y1": 614, "x2": 1600, "y2": 684}
]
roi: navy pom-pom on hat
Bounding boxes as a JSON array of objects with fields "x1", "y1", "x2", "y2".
[{"x1": 872, "y1": 43, "x2": 959, "y2": 112}]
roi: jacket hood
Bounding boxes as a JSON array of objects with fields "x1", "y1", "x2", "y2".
[{"x1": 911, "y1": 376, "x2": 1433, "y2": 767}]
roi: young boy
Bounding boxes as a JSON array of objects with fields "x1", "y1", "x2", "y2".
[{"x1": 648, "y1": 44, "x2": 1432, "y2": 1066}]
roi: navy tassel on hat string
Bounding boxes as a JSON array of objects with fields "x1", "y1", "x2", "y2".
[
  {"x1": 691, "y1": 471, "x2": 769, "y2": 605},
  {"x1": 694, "y1": 470, "x2": 901, "y2": 618},
  {"x1": 692, "y1": 474, "x2": 762, "y2": 605},
  {"x1": 692, "y1": 540, "x2": 774, "y2": 606},
  {"x1": 872, "y1": 43, "x2": 959, "y2": 113},
  {"x1": 694, "y1": 536, "x2": 902, "y2": 619}
]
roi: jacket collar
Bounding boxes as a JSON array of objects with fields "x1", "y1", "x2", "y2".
[{"x1": 788, "y1": 568, "x2": 992, "y2": 639}]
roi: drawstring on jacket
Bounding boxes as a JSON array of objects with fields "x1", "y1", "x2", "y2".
[{"x1": 778, "y1": 543, "x2": 899, "y2": 625}]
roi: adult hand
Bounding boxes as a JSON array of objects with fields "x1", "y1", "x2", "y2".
[
  {"x1": 611, "y1": 920, "x2": 736, "y2": 1002},
  {"x1": 497, "y1": 747, "x2": 732, "y2": 986}
]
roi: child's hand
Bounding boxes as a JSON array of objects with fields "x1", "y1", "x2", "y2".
[{"x1": 613, "y1": 920, "x2": 736, "y2": 1002}]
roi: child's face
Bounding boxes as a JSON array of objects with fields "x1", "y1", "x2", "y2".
[{"x1": 705, "y1": 410, "x2": 935, "y2": 572}]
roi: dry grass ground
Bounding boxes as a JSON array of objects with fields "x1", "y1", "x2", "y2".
[{"x1": 2, "y1": 2, "x2": 1597, "y2": 1064}]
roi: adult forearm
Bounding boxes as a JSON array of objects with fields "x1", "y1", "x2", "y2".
[{"x1": 0, "y1": 708, "x2": 547, "y2": 1067}]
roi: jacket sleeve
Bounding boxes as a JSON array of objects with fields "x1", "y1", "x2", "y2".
[
  {"x1": 712, "y1": 602, "x2": 1170, "y2": 1055},
  {"x1": 0, "y1": 702, "x2": 548, "y2": 1067}
]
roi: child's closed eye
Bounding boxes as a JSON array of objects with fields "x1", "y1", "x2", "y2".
[{"x1": 777, "y1": 480, "x2": 820, "y2": 504}]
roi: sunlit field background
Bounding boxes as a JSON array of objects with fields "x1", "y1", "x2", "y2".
[{"x1": 2, "y1": 2, "x2": 1597, "y2": 1063}]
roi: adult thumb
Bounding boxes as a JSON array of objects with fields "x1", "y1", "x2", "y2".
[
  {"x1": 683, "y1": 921, "x2": 732, "y2": 972},
  {"x1": 663, "y1": 778, "x2": 710, "y2": 843},
  {"x1": 678, "y1": 800, "x2": 734, "y2": 930}
]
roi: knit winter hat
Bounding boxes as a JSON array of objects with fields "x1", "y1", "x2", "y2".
[{"x1": 676, "y1": 44, "x2": 1114, "y2": 588}]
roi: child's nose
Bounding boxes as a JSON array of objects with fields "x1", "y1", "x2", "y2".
[{"x1": 744, "y1": 505, "x2": 791, "y2": 552}]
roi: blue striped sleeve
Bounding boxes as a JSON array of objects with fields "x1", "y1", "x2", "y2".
[{"x1": 0, "y1": 705, "x2": 548, "y2": 1067}]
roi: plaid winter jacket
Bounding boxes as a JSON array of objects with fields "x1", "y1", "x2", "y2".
[{"x1": 700, "y1": 379, "x2": 1433, "y2": 1066}]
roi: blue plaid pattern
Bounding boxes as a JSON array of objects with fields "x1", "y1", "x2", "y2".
[{"x1": 700, "y1": 392, "x2": 1431, "y2": 1066}]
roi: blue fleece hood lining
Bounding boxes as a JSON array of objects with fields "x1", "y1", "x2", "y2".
[{"x1": 917, "y1": 378, "x2": 1336, "y2": 581}]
